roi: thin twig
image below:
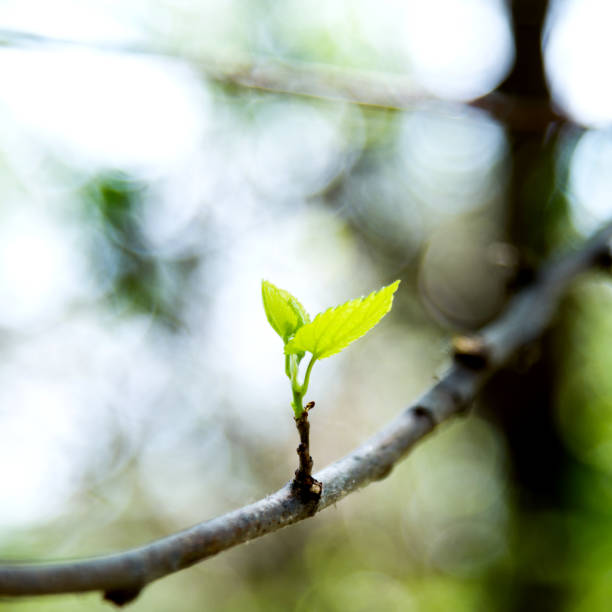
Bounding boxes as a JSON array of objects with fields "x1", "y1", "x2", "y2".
[
  {"x1": 214, "y1": 60, "x2": 562, "y2": 131},
  {"x1": 1, "y1": 223, "x2": 611, "y2": 604}
]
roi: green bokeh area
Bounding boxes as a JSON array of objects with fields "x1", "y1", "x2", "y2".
[{"x1": 2, "y1": 1, "x2": 612, "y2": 611}]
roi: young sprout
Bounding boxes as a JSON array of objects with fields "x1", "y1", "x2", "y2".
[{"x1": 262, "y1": 279, "x2": 401, "y2": 499}]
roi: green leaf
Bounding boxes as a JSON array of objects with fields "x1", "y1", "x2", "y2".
[
  {"x1": 285, "y1": 280, "x2": 400, "y2": 359},
  {"x1": 262, "y1": 280, "x2": 310, "y2": 343}
]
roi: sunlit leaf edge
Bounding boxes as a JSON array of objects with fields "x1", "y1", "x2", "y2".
[{"x1": 285, "y1": 280, "x2": 400, "y2": 359}]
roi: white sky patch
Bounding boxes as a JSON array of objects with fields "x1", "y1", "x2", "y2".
[
  {"x1": 0, "y1": 212, "x2": 89, "y2": 329},
  {"x1": 0, "y1": 47, "x2": 210, "y2": 171},
  {"x1": 399, "y1": 105, "x2": 506, "y2": 214},
  {"x1": 0, "y1": 313, "x2": 173, "y2": 528},
  {"x1": 245, "y1": 100, "x2": 350, "y2": 200},
  {"x1": 545, "y1": 0, "x2": 612, "y2": 126},
  {"x1": 0, "y1": 0, "x2": 142, "y2": 46},
  {"x1": 404, "y1": 0, "x2": 514, "y2": 100},
  {"x1": 569, "y1": 129, "x2": 612, "y2": 235},
  {"x1": 0, "y1": 382, "x2": 85, "y2": 527}
]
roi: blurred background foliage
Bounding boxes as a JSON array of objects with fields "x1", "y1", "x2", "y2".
[{"x1": 2, "y1": 0, "x2": 612, "y2": 610}]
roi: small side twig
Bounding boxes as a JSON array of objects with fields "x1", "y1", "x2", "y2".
[{"x1": 291, "y1": 401, "x2": 322, "y2": 504}]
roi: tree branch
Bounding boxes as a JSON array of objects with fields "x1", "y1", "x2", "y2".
[{"x1": 1, "y1": 223, "x2": 611, "y2": 604}]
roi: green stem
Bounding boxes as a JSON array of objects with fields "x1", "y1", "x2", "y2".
[
  {"x1": 289, "y1": 354, "x2": 304, "y2": 418},
  {"x1": 285, "y1": 352, "x2": 318, "y2": 418},
  {"x1": 301, "y1": 355, "x2": 317, "y2": 395},
  {"x1": 292, "y1": 388, "x2": 304, "y2": 418}
]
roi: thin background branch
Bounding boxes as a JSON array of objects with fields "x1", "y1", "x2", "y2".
[{"x1": 0, "y1": 27, "x2": 564, "y2": 131}]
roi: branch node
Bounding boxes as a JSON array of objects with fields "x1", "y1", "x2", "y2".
[
  {"x1": 411, "y1": 405, "x2": 436, "y2": 427},
  {"x1": 372, "y1": 463, "x2": 393, "y2": 481},
  {"x1": 452, "y1": 334, "x2": 490, "y2": 369},
  {"x1": 103, "y1": 586, "x2": 143, "y2": 607}
]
